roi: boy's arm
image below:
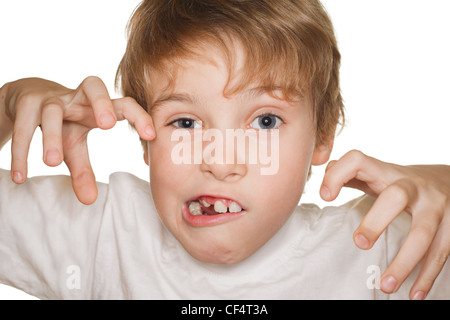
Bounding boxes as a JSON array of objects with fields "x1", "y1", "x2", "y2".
[
  {"x1": 0, "y1": 77, "x2": 154, "y2": 298},
  {"x1": 0, "y1": 83, "x2": 13, "y2": 150}
]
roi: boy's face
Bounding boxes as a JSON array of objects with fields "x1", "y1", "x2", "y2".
[{"x1": 145, "y1": 45, "x2": 332, "y2": 264}]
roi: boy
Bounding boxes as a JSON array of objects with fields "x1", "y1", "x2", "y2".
[{"x1": 0, "y1": 0, "x2": 449, "y2": 300}]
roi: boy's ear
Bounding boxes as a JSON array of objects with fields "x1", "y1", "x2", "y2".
[{"x1": 311, "y1": 135, "x2": 334, "y2": 166}]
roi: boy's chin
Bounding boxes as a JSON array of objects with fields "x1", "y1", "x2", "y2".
[
  {"x1": 189, "y1": 249, "x2": 251, "y2": 265},
  {"x1": 182, "y1": 239, "x2": 257, "y2": 265}
]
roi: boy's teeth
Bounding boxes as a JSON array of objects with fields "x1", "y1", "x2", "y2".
[
  {"x1": 189, "y1": 198, "x2": 243, "y2": 215},
  {"x1": 214, "y1": 201, "x2": 228, "y2": 213},
  {"x1": 199, "y1": 199, "x2": 210, "y2": 207},
  {"x1": 189, "y1": 201, "x2": 202, "y2": 216},
  {"x1": 229, "y1": 201, "x2": 242, "y2": 213}
]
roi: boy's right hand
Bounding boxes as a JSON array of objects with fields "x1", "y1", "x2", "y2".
[{"x1": 2, "y1": 77, "x2": 155, "y2": 205}]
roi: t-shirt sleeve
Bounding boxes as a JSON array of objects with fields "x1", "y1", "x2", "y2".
[{"x1": 0, "y1": 168, "x2": 107, "y2": 299}]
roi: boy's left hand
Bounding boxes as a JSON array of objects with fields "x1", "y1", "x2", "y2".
[{"x1": 320, "y1": 150, "x2": 449, "y2": 300}]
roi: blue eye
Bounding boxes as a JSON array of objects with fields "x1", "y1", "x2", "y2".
[
  {"x1": 171, "y1": 118, "x2": 202, "y2": 129},
  {"x1": 250, "y1": 114, "x2": 283, "y2": 130}
]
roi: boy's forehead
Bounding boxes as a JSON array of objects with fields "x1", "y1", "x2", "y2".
[
  {"x1": 145, "y1": 38, "x2": 307, "y2": 111},
  {"x1": 147, "y1": 43, "x2": 236, "y2": 98},
  {"x1": 147, "y1": 61, "x2": 305, "y2": 112}
]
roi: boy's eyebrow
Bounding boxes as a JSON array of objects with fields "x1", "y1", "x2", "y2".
[{"x1": 151, "y1": 92, "x2": 201, "y2": 112}]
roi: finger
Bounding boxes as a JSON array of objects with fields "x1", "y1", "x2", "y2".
[
  {"x1": 63, "y1": 104, "x2": 97, "y2": 128},
  {"x1": 324, "y1": 160, "x2": 337, "y2": 172},
  {"x1": 409, "y1": 217, "x2": 450, "y2": 300},
  {"x1": 380, "y1": 216, "x2": 440, "y2": 295},
  {"x1": 343, "y1": 179, "x2": 378, "y2": 198},
  {"x1": 62, "y1": 129, "x2": 98, "y2": 205},
  {"x1": 41, "y1": 102, "x2": 64, "y2": 167},
  {"x1": 353, "y1": 179, "x2": 416, "y2": 249},
  {"x1": 112, "y1": 97, "x2": 156, "y2": 140},
  {"x1": 79, "y1": 76, "x2": 117, "y2": 130},
  {"x1": 320, "y1": 150, "x2": 382, "y2": 201},
  {"x1": 10, "y1": 104, "x2": 40, "y2": 184}
]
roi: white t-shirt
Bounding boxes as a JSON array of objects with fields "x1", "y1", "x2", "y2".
[{"x1": 0, "y1": 168, "x2": 448, "y2": 299}]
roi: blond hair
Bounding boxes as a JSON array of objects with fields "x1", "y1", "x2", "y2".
[{"x1": 116, "y1": 0, "x2": 344, "y2": 146}]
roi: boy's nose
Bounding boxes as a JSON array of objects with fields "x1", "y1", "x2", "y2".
[
  {"x1": 200, "y1": 162, "x2": 247, "y2": 182},
  {"x1": 200, "y1": 158, "x2": 247, "y2": 182},
  {"x1": 197, "y1": 126, "x2": 250, "y2": 181}
]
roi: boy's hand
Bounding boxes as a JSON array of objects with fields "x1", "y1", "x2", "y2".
[
  {"x1": 320, "y1": 150, "x2": 449, "y2": 300},
  {"x1": 4, "y1": 77, "x2": 155, "y2": 204}
]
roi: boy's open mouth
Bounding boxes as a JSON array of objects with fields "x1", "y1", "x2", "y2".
[{"x1": 187, "y1": 196, "x2": 245, "y2": 216}]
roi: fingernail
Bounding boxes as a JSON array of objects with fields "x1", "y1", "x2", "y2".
[
  {"x1": 12, "y1": 171, "x2": 23, "y2": 184},
  {"x1": 412, "y1": 291, "x2": 426, "y2": 300},
  {"x1": 99, "y1": 112, "x2": 115, "y2": 127},
  {"x1": 45, "y1": 149, "x2": 60, "y2": 164},
  {"x1": 354, "y1": 233, "x2": 370, "y2": 249},
  {"x1": 320, "y1": 186, "x2": 331, "y2": 200},
  {"x1": 381, "y1": 276, "x2": 397, "y2": 293}
]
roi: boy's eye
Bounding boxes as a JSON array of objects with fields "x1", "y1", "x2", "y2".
[
  {"x1": 170, "y1": 118, "x2": 202, "y2": 129},
  {"x1": 250, "y1": 114, "x2": 283, "y2": 130}
]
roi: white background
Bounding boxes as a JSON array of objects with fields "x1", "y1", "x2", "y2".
[{"x1": 0, "y1": 0, "x2": 449, "y2": 299}]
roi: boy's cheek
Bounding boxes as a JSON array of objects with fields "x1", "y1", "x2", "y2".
[{"x1": 148, "y1": 135, "x2": 178, "y2": 167}]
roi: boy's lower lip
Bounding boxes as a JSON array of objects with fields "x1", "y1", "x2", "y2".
[{"x1": 182, "y1": 203, "x2": 247, "y2": 227}]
